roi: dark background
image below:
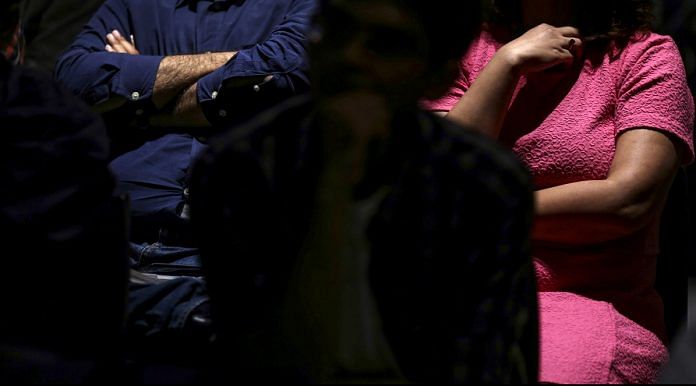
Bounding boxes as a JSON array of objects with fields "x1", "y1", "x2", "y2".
[
  {"x1": 651, "y1": 0, "x2": 695, "y2": 328},
  {"x1": 656, "y1": 0, "x2": 696, "y2": 94},
  {"x1": 655, "y1": 0, "x2": 696, "y2": 277}
]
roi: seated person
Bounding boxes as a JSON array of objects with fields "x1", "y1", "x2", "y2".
[
  {"x1": 190, "y1": 0, "x2": 538, "y2": 382},
  {"x1": 55, "y1": 0, "x2": 318, "y2": 275},
  {"x1": 423, "y1": 0, "x2": 694, "y2": 383}
]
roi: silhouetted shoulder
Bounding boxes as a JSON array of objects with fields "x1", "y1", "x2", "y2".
[{"x1": 421, "y1": 111, "x2": 533, "y2": 200}]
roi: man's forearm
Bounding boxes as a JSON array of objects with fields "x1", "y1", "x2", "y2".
[
  {"x1": 152, "y1": 52, "x2": 235, "y2": 109},
  {"x1": 150, "y1": 83, "x2": 209, "y2": 127},
  {"x1": 173, "y1": 83, "x2": 209, "y2": 126}
]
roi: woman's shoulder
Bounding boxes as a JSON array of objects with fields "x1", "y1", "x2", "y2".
[
  {"x1": 627, "y1": 31, "x2": 678, "y2": 49},
  {"x1": 608, "y1": 31, "x2": 690, "y2": 94},
  {"x1": 619, "y1": 32, "x2": 682, "y2": 66},
  {"x1": 469, "y1": 29, "x2": 505, "y2": 54},
  {"x1": 454, "y1": 29, "x2": 505, "y2": 83}
]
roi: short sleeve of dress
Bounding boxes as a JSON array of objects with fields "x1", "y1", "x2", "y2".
[
  {"x1": 615, "y1": 34, "x2": 695, "y2": 164},
  {"x1": 420, "y1": 31, "x2": 505, "y2": 114},
  {"x1": 420, "y1": 69, "x2": 470, "y2": 112}
]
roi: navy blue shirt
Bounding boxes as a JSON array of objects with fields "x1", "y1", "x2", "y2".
[{"x1": 55, "y1": 0, "x2": 317, "y2": 239}]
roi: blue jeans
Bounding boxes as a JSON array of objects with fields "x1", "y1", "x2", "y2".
[
  {"x1": 127, "y1": 239, "x2": 211, "y2": 355},
  {"x1": 130, "y1": 242, "x2": 202, "y2": 276},
  {"x1": 127, "y1": 277, "x2": 209, "y2": 338}
]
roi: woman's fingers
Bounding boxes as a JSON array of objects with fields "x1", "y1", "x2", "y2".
[
  {"x1": 555, "y1": 26, "x2": 582, "y2": 38},
  {"x1": 542, "y1": 27, "x2": 582, "y2": 65},
  {"x1": 495, "y1": 23, "x2": 585, "y2": 75},
  {"x1": 557, "y1": 48, "x2": 575, "y2": 65},
  {"x1": 555, "y1": 27, "x2": 583, "y2": 54},
  {"x1": 557, "y1": 37, "x2": 581, "y2": 54}
]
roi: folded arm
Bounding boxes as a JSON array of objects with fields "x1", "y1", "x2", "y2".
[
  {"x1": 55, "y1": 0, "x2": 160, "y2": 111},
  {"x1": 90, "y1": 26, "x2": 237, "y2": 112},
  {"x1": 152, "y1": 53, "x2": 235, "y2": 110},
  {"x1": 56, "y1": 0, "x2": 316, "y2": 127},
  {"x1": 55, "y1": 0, "x2": 234, "y2": 122},
  {"x1": 192, "y1": 0, "x2": 317, "y2": 127},
  {"x1": 104, "y1": 28, "x2": 236, "y2": 127},
  {"x1": 111, "y1": 0, "x2": 316, "y2": 128},
  {"x1": 533, "y1": 128, "x2": 683, "y2": 246}
]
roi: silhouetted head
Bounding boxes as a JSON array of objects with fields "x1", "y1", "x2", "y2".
[{"x1": 312, "y1": 0, "x2": 481, "y2": 106}]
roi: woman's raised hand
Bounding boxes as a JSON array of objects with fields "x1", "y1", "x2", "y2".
[{"x1": 497, "y1": 24, "x2": 582, "y2": 76}]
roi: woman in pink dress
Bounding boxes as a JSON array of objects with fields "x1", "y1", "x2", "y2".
[{"x1": 424, "y1": 0, "x2": 694, "y2": 383}]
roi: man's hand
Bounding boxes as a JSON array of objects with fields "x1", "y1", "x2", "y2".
[{"x1": 105, "y1": 30, "x2": 139, "y2": 54}]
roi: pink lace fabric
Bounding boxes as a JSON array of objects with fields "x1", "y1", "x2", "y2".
[{"x1": 424, "y1": 30, "x2": 695, "y2": 383}]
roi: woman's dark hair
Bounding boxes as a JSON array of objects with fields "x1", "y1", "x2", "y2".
[{"x1": 486, "y1": 0, "x2": 654, "y2": 50}]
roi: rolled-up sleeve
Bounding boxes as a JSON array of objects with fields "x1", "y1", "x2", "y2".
[
  {"x1": 197, "y1": 0, "x2": 317, "y2": 125},
  {"x1": 54, "y1": 0, "x2": 163, "y2": 106}
]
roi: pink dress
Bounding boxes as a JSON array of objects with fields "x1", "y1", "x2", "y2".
[{"x1": 424, "y1": 31, "x2": 695, "y2": 384}]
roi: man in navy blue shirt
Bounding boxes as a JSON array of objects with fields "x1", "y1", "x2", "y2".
[{"x1": 56, "y1": 0, "x2": 317, "y2": 271}]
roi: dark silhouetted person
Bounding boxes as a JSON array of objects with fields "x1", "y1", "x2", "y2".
[
  {"x1": 0, "y1": 1, "x2": 128, "y2": 382},
  {"x1": 191, "y1": 0, "x2": 538, "y2": 382},
  {"x1": 20, "y1": 0, "x2": 104, "y2": 74}
]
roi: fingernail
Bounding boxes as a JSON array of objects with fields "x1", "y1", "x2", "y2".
[
  {"x1": 107, "y1": 33, "x2": 114, "y2": 40},
  {"x1": 113, "y1": 30, "x2": 121, "y2": 38}
]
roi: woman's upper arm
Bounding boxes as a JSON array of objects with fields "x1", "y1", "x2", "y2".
[
  {"x1": 610, "y1": 36, "x2": 694, "y2": 219},
  {"x1": 607, "y1": 128, "x2": 683, "y2": 222},
  {"x1": 615, "y1": 35, "x2": 694, "y2": 164}
]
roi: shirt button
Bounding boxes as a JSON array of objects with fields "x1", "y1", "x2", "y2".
[
  {"x1": 218, "y1": 110, "x2": 227, "y2": 118},
  {"x1": 211, "y1": 91, "x2": 218, "y2": 100},
  {"x1": 253, "y1": 85, "x2": 261, "y2": 92},
  {"x1": 131, "y1": 91, "x2": 140, "y2": 101}
]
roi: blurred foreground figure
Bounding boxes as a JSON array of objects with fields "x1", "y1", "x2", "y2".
[
  {"x1": 0, "y1": 1, "x2": 128, "y2": 382},
  {"x1": 192, "y1": 0, "x2": 538, "y2": 383},
  {"x1": 20, "y1": 0, "x2": 104, "y2": 73}
]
